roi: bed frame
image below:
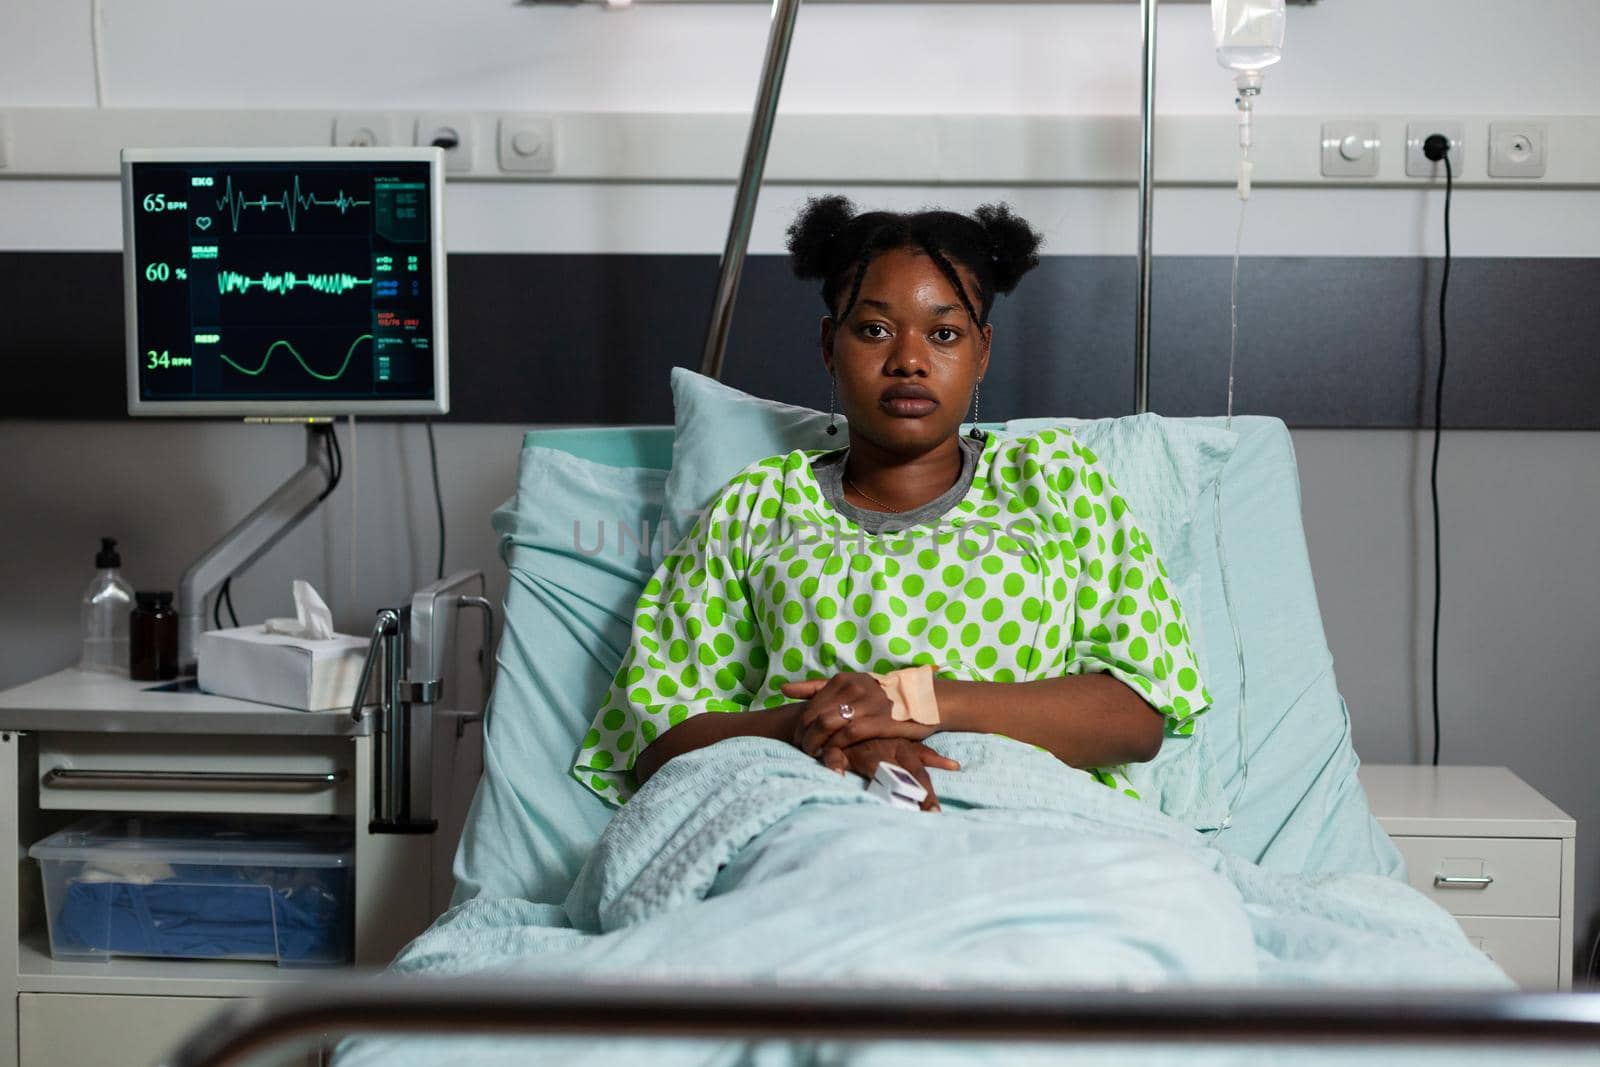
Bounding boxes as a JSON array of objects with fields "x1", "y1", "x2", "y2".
[{"x1": 171, "y1": 978, "x2": 1600, "y2": 1065}]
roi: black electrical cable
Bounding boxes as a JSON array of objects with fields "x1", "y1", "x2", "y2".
[
  {"x1": 316, "y1": 423, "x2": 343, "y2": 501},
  {"x1": 211, "y1": 576, "x2": 239, "y2": 629},
  {"x1": 425, "y1": 420, "x2": 446, "y2": 580},
  {"x1": 1423, "y1": 134, "x2": 1452, "y2": 767}
]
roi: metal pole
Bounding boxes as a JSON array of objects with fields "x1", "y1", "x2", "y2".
[
  {"x1": 698, "y1": 0, "x2": 804, "y2": 381},
  {"x1": 385, "y1": 611, "x2": 406, "y2": 822},
  {"x1": 1134, "y1": 0, "x2": 1157, "y2": 414}
]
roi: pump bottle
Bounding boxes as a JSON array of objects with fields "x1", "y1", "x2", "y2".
[{"x1": 80, "y1": 537, "x2": 135, "y2": 675}]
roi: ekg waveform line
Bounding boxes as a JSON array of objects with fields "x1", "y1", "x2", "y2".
[
  {"x1": 217, "y1": 270, "x2": 373, "y2": 297},
  {"x1": 218, "y1": 334, "x2": 374, "y2": 382},
  {"x1": 213, "y1": 175, "x2": 372, "y2": 233}
]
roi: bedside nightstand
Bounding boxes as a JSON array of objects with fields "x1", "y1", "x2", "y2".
[
  {"x1": 1359, "y1": 764, "x2": 1576, "y2": 990},
  {"x1": 0, "y1": 669, "x2": 445, "y2": 1067}
]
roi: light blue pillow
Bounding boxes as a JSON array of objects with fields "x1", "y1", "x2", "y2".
[
  {"x1": 1006, "y1": 417, "x2": 1237, "y2": 828},
  {"x1": 1005, "y1": 416, "x2": 1235, "y2": 587},
  {"x1": 663, "y1": 367, "x2": 1005, "y2": 545},
  {"x1": 451, "y1": 430, "x2": 670, "y2": 907},
  {"x1": 662, "y1": 368, "x2": 1238, "y2": 829},
  {"x1": 1177, "y1": 417, "x2": 1401, "y2": 877},
  {"x1": 666, "y1": 368, "x2": 837, "y2": 545}
]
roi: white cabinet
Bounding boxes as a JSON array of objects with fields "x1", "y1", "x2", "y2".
[
  {"x1": 1360, "y1": 764, "x2": 1576, "y2": 990},
  {"x1": 0, "y1": 669, "x2": 479, "y2": 1067},
  {"x1": 19, "y1": 995, "x2": 231, "y2": 1067}
]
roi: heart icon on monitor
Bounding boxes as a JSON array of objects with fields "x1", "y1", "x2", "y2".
[{"x1": 195, "y1": 217, "x2": 212, "y2": 231}]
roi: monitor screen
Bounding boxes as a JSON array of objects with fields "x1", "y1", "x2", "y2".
[{"x1": 123, "y1": 147, "x2": 448, "y2": 416}]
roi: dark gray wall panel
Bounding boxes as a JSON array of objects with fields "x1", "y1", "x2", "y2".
[
  {"x1": 1, "y1": 253, "x2": 125, "y2": 418},
  {"x1": 3, "y1": 252, "x2": 1595, "y2": 429},
  {"x1": 1150, "y1": 256, "x2": 1600, "y2": 429}
]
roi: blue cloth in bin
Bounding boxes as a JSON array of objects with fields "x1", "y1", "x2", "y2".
[{"x1": 56, "y1": 864, "x2": 347, "y2": 963}]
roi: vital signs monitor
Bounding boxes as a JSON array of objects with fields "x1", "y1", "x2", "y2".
[{"x1": 122, "y1": 147, "x2": 448, "y2": 416}]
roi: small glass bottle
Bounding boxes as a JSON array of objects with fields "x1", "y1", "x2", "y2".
[
  {"x1": 129, "y1": 591, "x2": 179, "y2": 681},
  {"x1": 81, "y1": 538, "x2": 135, "y2": 675}
]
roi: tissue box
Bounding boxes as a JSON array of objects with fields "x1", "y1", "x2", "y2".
[{"x1": 197, "y1": 627, "x2": 373, "y2": 712}]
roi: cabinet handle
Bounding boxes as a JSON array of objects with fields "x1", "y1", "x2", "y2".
[
  {"x1": 1434, "y1": 873, "x2": 1494, "y2": 889},
  {"x1": 42, "y1": 767, "x2": 347, "y2": 790}
]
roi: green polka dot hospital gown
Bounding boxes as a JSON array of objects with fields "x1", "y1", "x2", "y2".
[{"x1": 573, "y1": 428, "x2": 1212, "y2": 805}]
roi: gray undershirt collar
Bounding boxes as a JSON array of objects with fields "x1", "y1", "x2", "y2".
[{"x1": 810, "y1": 432, "x2": 985, "y2": 534}]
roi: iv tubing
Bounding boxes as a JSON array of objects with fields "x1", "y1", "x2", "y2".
[
  {"x1": 1227, "y1": 181, "x2": 1245, "y2": 424},
  {"x1": 1207, "y1": 3, "x2": 1275, "y2": 838},
  {"x1": 1211, "y1": 159, "x2": 1250, "y2": 833}
]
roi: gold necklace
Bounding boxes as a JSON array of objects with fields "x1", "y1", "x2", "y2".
[{"x1": 844, "y1": 473, "x2": 906, "y2": 513}]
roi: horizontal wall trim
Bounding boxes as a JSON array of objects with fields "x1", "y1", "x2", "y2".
[
  {"x1": 6, "y1": 181, "x2": 1600, "y2": 259},
  {"x1": 2, "y1": 251, "x2": 1596, "y2": 430},
  {"x1": 3, "y1": 108, "x2": 1599, "y2": 188}
]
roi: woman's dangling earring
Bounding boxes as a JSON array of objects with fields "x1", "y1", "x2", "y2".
[
  {"x1": 967, "y1": 380, "x2": 984, "y2": 440},
  {"x1": 826, "y1": 376, "x2": 839, "y2": 436}
]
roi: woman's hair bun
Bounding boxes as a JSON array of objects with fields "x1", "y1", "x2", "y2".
[
  {"x1": 973, "y1": 202, "x2": 1043, "y2": 294},
  {"x1": 785, "y1": 195, "x2": 856, "y2": 280}
]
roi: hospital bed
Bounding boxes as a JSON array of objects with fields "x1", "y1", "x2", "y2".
[
  {"x1": 166, "y1": 2, "x2": 1599, "y2": 1057},
  {"x1": 162, "y1": 393, "x2": 1600, "y2": 1067}
]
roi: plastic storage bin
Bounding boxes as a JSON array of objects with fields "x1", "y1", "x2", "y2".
[{"x1": 30, "y1": 815, "x2": 353, "y2": 966}]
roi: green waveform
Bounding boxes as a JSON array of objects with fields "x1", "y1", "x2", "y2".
[
  {"x1": 217, "y1": 270, "x2": 373, "y2": 297},
  {"x1": 213, "y1": 175, "x2": 371, "y2": 233},
  {"x1": 218, "y1": 334, "x2": 374, "y2": 382}
]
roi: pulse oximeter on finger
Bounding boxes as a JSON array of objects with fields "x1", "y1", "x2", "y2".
[{"x1": 866, "y1": 761, "x2": 928, "y2": 811}]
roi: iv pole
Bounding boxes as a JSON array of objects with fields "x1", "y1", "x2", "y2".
[
  {"x1": 699, "y1": 0, "x2": 805, "y2": 381},
  {"x1": 1134, "y1": 0, "x2": 1157, "y2": 414},
  {"x1": 698, "y1": 0, "x2": 1160, "y2": 420}
]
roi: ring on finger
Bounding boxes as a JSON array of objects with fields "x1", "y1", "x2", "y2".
[{"x1": 839, "y1": 702, "x2": 855, "y2": 721}]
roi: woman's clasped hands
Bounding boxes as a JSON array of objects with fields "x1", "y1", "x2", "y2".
[{"x1": 781, "y1": 673, "x2": 959, "y2": 811}]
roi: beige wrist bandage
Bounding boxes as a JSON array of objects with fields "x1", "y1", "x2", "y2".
[{"x1": 870, "y1": 663, "x2": 940, "y2": 726}]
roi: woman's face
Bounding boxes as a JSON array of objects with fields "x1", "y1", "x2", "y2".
[{"x1": 821, "y1": 245, "x2": 992, "y2": 457}]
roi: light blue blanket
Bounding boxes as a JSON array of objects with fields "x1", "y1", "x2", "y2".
[{"x1": 339, "y1": 735, "x2": 1511, "y2": 1066}]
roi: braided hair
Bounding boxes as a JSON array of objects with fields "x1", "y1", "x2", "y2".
[{"x1": 784, "y1": 196, "x2": 1043, "y2": 327}]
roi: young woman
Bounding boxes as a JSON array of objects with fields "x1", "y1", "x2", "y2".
[{"x1": 573, "y1": 196, "x2": 1209, "y2": 811}]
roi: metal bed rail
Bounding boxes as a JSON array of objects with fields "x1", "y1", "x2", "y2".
[
  {"x1": 169, "y1": 979, "x2": 1600, "y2": 1067},
  {"x1": 348, "y1": 569, "x2": 493, "y2": 832}
]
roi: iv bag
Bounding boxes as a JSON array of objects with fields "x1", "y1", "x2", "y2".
[{"x1": 1212, "y1": 0, "x2": 1286, "y2": 75}]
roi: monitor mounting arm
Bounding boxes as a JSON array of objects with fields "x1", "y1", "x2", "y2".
[{"x1": 177, "y1": 422, "x2": 335, "y2": 673}]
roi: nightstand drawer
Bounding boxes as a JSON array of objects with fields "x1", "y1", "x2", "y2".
[
  {"x1": 19, "y1": 993, "x2": 230, "y2": 1067},
  {"x1": 1456, "y1": 916, "x2": 1562, "y2": 991},
  {"x1": 37, "y1": 732, "x2": 353, "y2": 816},
  {"x1": 1391, "y1": 835, "x2": 1561, "y2": 917}
]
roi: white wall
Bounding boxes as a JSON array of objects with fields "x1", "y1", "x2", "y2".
[
  {"x1": 2, "y1": 0, "x2": 1597, "y2": 974},
  {"x1": 10, "y1": 0, "x2": 1600, "y2": 114}
]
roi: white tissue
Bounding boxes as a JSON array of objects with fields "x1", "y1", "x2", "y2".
[{"x1": 262, "y1": 579, "x2": 337, "y2": 640}]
